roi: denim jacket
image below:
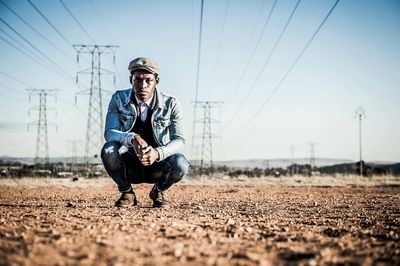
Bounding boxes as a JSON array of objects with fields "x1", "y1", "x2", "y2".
[{"x1": 104, "y1": 88, "x2": 185, "y2": 161}]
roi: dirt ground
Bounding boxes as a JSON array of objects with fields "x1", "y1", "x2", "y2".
[{"x1": 0, "y1": 176, "x2": 399, "y2": 265}]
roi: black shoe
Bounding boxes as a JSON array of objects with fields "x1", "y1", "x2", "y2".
[
  {"x1": 114, "y1": 192, "x2": 138, "y2": 207},
  {"x1": 149, "y1": 184, "x2": 168, "y2": 208}
]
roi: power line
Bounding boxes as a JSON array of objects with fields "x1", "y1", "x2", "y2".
[
  {"x1": 26, "y1": 0, "x2": 73, "y2": 47},
  {"x1": 0, "y1": 70, "x2": 34, "y2": 87},
  {"x1": 0, "y1": 104, "x2": 26, "y2": 114},
  {"x1": 0, "y1": 27, "x2": 40, "y2": 59},
  {"x1": 207, "y1": 0, "x2": 230, "y2": 99},
  {"x1": 60, "y1": 0, "x2": 118, "y2": 87},
  {"x1": 28, "y1": 0, "x2": 93, "y2": 69},
  {"x1": 0, "y1": 17, "x2": 76, "y2": 82},
  {"x1": 0, "y1": 32, "x2": 48, "y2": 67},
  {"x1": 0, "y1": 82, "x2": 22, "y2": 92},
  {"x1": 87, "y1": 0, "x2": 124, "y2": 88},
  {"x1": 191, "y1": 0, "x2": 205, "y2": 160},
  {"x1": 225, "y1": 0, "x2": 340, "y2": 145},
  {"x1": 225, "y1": 0, "x2": 277, "y2": 109},
  {"x1": 223, "y1": 0, "x2": 267, "y2": 102},
  {"x1": 59, "y1": 0, "x2": 96, "y2": 44},
  {"x1": 0, "y1": 16, "x2": 90, "y2": 89},
  {"x1": 225, "y1": 0, "x2": 301, "y2": 127},
  {"x1": 194, "y1": 0, "x2": 204, "y2": 105},
  {"x1": 87, "y1": 0, "x2": 116, "y2": 41},
  {"x1": 0, "y1": 34, "x2": 71, "y2": 78},
  {"x1": 0, "y1": 0, "x2": 75, "y2": 63}
]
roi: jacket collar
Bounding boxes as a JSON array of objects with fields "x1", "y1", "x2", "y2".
[{"x1": 123, "y1": 87, "x2": 166, "y2": 110}]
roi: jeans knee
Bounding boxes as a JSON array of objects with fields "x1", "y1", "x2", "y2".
[
  {"x1": 170, "y1": 154, "x2": 189, "y2": 182},
  {"x1": 101, "y1": 142, "x2": 122, "y2": 169}
]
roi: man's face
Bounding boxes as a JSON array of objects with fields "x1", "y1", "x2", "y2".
[{"x1": 131, "y1": 70, "x2": 158, "y2": 102}]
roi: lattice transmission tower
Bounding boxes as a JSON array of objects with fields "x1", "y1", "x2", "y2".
[
  {"x1": 74, "y1": 45, "x2": 118, "y2": 172},
  {"x1": 193, "y1": 101, "x2": 223, "y2": 176},
  {"x1": 27, "y1": 89, "x2": 58, "y2": 168},
  {"x1": 67, "y1": 139, "x2": 82, "y2": 173},
  {"x1": 289, "y1": 144, "x2": 296, "y2": 176},
  {"x1": 355, "y1": 106, "x2": 366, "y2": 176},
  {"x1": 308, "y1": 142, "x2": 318, "y2": 170}
]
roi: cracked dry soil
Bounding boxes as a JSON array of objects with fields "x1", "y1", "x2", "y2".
[{"x1": 0, "y1": 178, "x2": 399, "y2": 265}]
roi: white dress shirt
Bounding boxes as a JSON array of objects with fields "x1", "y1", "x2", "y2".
[{"x1": 134, "y1": 95, "x2": 153, "y2": 122}]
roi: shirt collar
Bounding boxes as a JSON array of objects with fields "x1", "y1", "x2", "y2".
[
  {"x1": 134, "y1": 94, "x2": 153, "y2": 107},
  {"x1": 127, "y1": 88, "x2": 159, "y2": 109}
]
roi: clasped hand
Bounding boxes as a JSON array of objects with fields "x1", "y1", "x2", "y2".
[{"x1": 130, "y1": 135, "x2": 159, "y2": 166}]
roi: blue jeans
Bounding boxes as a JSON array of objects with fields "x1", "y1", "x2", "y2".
[{"x1": 101, "y1": 141, "x2": 190, "y2": 192}]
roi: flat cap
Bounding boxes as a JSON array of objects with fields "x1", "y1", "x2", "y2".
[{"x1": 128, "y1": 57, "x2": 160, "y2": 75}]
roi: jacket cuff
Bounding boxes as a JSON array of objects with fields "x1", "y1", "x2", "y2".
[
  {"x1": 155, "y1": 147, "x2": 164, "y2": 161},
  {"x1": 123, "y1": 132, "x2": 135, "y2": 146}
]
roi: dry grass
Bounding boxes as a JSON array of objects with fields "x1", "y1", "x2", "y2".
[{"x1": 0, "y1": 174, "x2": 399, "y2": 188}]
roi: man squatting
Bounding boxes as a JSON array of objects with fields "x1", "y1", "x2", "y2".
[{"x1": 101, "y1": 57, "x2": 190, "y2": 207}]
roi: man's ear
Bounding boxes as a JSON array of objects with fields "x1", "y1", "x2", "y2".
[
  {"x1": 155, "y1": 77, "x2": 160, "y2": 85},
  {"x1": 129, "y1": 75, "x2": 133, "y2": 84}
]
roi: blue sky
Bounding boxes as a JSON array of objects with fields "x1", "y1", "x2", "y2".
[{"x1": 0, "y1": 0, "x2": 399, "y2": 162}]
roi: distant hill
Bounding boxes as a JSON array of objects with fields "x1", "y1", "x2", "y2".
[
  {"x1": 212, "y1": 158, "x2": 354, "y2": 169},
  {"x1": 0, "y1": 156, "x2": 99, "y2": 165}
]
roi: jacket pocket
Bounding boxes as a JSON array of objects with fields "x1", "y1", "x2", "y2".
[
  {"x1": 119, "y1": 112, "x2": 134, "y2": 131},
  {"x1": 154, "y1": 118, "x2": 171, "y2": 128}
]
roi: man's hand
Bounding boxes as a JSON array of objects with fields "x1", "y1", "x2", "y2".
[
  {"x1": 130, "y1": 135, "x2": 148, "y2": 156},
  {"x1": 129, "y1": 135, "x2": 159, "y2": 166},
  {"x1": 138, "y1": 146, "x2": 160, "y2": 166}
]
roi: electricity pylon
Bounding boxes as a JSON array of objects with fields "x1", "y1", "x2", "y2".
[
  {"x1": 67, "y1": 139, "x2": 82, "y2": 173},
  {"x1": 289, "y1": 144, "x2": 296, "y2": 175},
  {"x1": 74, "y1": 44, "x2": 118, "y2": 174},
  {"x1": 308, "y1": 142, "x2": 318, "y2": 170},
  {"x1": 193, "y1": 101, "x2": 223, "y2": 176},
  {"x1": 355, "y1": 106, "x2": 366, "y2": 176},
  {"x1": 27, "y1": 89, "x2": 58, "y2": 169}
]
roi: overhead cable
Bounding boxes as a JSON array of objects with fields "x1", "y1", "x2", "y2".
[
  {"x1": 225, "y1": 0, "x2": 277, "y2": 108},
  {"x1": 0, "y1": 0, "x2": 75, "y2": 63},
  {"x1": 225, "y1": 0, "x2": 301, "y2": 127},
  {"x1": 59, "y1": 0, "x2": 96, "y2": 44},
  {"x1": 87, "y1": 0, "x2": 124, "y2": 88},
  {"x1": 0, "y1": 17, "x2": 77, "y2": 83},
  {"x1": 225, "y1": 0, "x2": 341, "y2": 145},
  {"x1": 0, "y1": 35, "x2": 60, "y2": 74},
  {"x1": 0, "y1": 70, "x2": 34, "y2": 87},
  {"x1": 207, "y1": 0, "x2": 230, "y2": 99},
  {"x1": 27, "y1": 0, "x2": 73, "y2": 47}
]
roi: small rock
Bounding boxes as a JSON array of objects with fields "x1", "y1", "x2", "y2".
[
  {"x1": 227, "y1": 218, "x2": 235, "y2": 225},
  {"x1": 66, "y1": 202, "x2": 74, "y2": 208},
  {"x1": 174, "y1": 243, "x2": 184, "y2": 258},
  {"x1": 245, "y1": 227, "x2": 253, "y2": 233},
  {"x1": 323, "y1": 227, "x2": 348, "y2": 237},
  {"x1": 281, "y1": 226, "x2": 289, "y2": 232}
]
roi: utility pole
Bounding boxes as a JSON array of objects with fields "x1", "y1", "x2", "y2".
[
  {"x1": 289, "y1": 144, "x2": 296, "y2": 176},
  {"x1": 191, "y1": 0, "x2": 205, "y2": 162},
  {"x1": 263, "y1": 159, "x2": 269, "y2": 176},
  {"x1": 355, "y1": 106, "x2": 366, "y2": 176},
  {"x1": 193, "y1": 101, "x2": 223, "y2": 176},
  {"x1": 307, "y1": 142, "x2": 318, "y2": 171},
  {"x1": 67, "y1": 139, "x2": 82, "y2": 173},
  {"x1": 74, "y1": 44, "x2": 118, "y2": 175},
  {"x1": 27, "y1": 89, "x2": 58, "y2": 170}
]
